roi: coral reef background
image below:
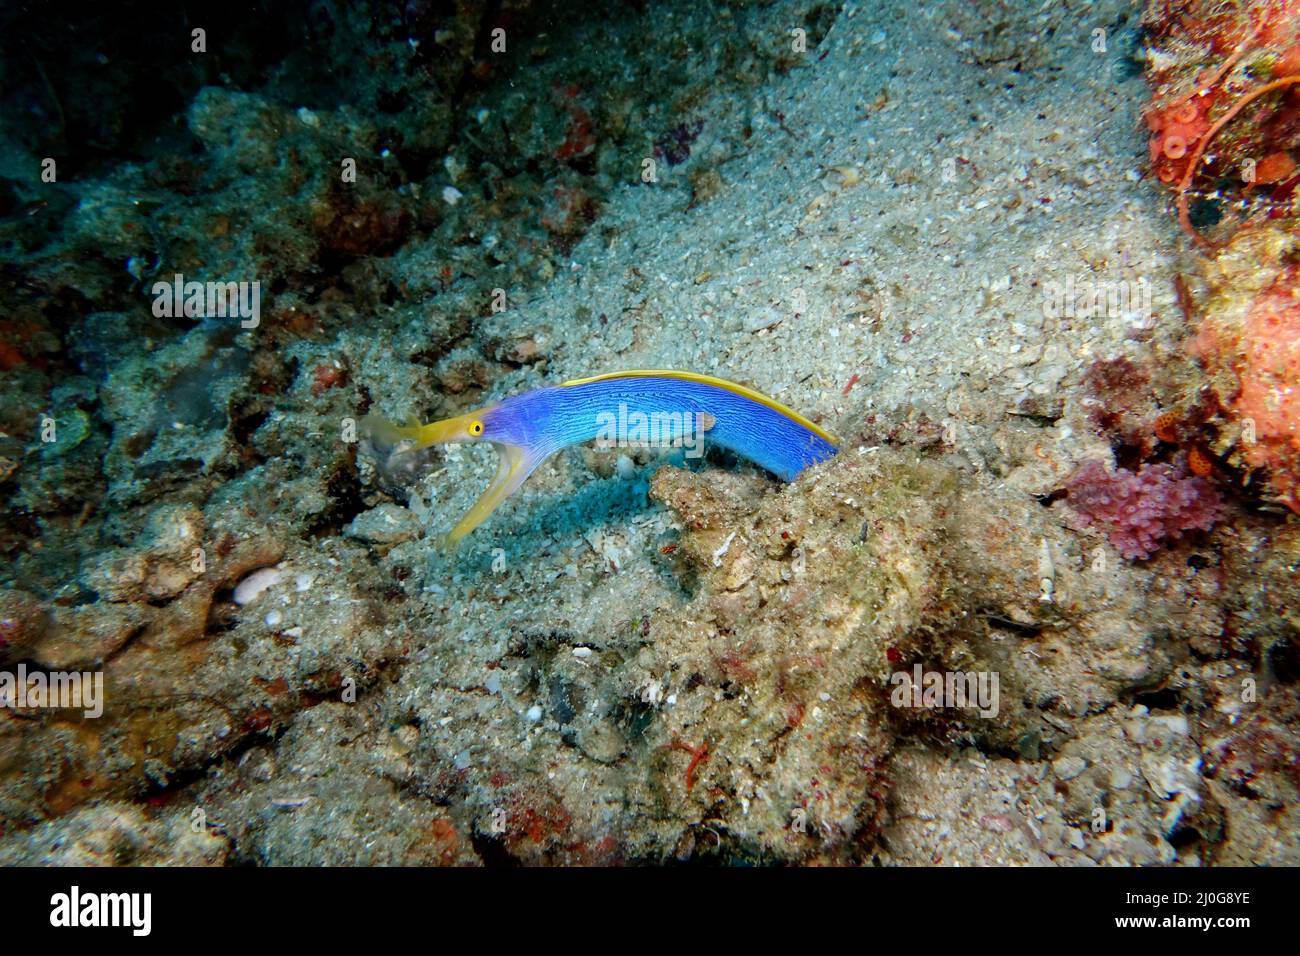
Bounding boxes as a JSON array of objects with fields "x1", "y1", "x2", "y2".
[{"x1": 0, "y1": 0, "x2": 1297, "y2": 865}]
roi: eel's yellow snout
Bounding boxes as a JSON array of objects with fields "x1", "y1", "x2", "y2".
[
  {"x1": 358, "y1": 411, "x2": 486, "y2": 452},
  {"x1": 358, "y1": 409, "x2": 536, "y2": 550}
]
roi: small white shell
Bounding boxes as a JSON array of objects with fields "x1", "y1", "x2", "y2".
[{"x1": 233, "y1": 567, "x2": 283, "y2": 605}]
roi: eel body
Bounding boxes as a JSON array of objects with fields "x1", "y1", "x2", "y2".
[{"x1": 361, "y1": 370, "x2": 837, "y2": 545}]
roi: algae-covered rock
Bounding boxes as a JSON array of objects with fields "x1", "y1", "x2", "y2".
[
  {"x1": 345, "y1": 502, "x2": 422, "y2": 546},
  {"x1": 187, "y1": 702, "x2": 480, "y2": 866},
  {"x1": 81, "y1": 502, "x2": 206, "y2": 602},
  {"x1": 100, "y1": 328, "x2": 252, "y2": 505},
  {"x1": 1201, "y1": 676, "x2": 1300, "y2": 865},
  {"x1": 0, "y1": 801, "x2": 228, "y2": 866},
  {"x1": 0, "y1": 588, "x2": 52, "y2": 664}
]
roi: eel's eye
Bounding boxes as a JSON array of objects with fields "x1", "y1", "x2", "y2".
[{"x1": 469, "y1": 420, "x2": 484, "y2": 437}]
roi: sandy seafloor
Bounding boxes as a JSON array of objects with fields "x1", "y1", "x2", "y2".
[{"x1": 0, "y1": 0, "x2": 1297, "y2": 865}]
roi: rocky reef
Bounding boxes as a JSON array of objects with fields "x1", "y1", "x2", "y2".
[
  {"x1": 0, "y1": 0, "x2": 1296, "y2": 867},
  {"x1": 1140, "y1": 0, "x2": 1300, "y2": 513}
]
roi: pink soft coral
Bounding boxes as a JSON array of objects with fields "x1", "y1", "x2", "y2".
[{"x1": 1065, "y1": 460, "x2": 1222, "y2": 560}]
